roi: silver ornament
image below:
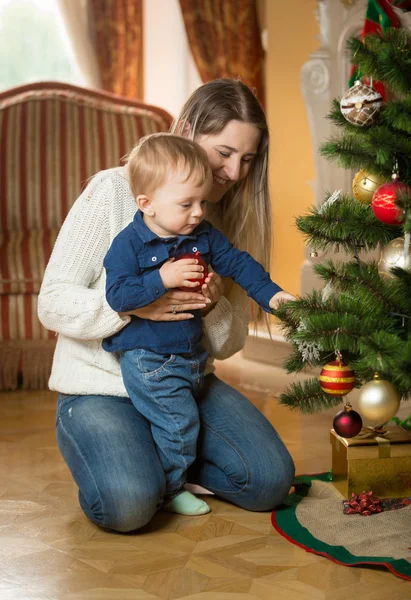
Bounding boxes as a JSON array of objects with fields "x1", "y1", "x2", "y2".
[
  {"x1": 378, "y1": 237, "x2": 411, "y2": 282},
  {"x1": 358, "y1": 372, "x2": 401, "y2": 424}
]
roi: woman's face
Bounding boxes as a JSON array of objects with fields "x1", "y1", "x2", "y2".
[{"x1": 195, "y1": 120, "x2": 262, "y2": 203}]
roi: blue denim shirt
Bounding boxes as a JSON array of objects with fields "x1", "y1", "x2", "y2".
[{"x1": 103, "y1": 210, "x2": 282, "y2": 353}]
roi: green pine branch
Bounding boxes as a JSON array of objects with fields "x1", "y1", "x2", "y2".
[
  {"x1": 314, "y1": 259, "x2": 411, "y2": 318},
  {"x1": 275, "y1": 290, "x2": 401, "y2": 353},
  {"x1": 390, "y1": 266, "x2": 411, "y2": 298},
  {"x1": 296, "y1": 195, "x2": 402, "y2": 253},
  {"x1": 382, "y1": 99, "x2": 411, "y2": 135},
  {"x1": 320, "y1": 136, "x2": 380, "y2": 174},
  {"x1": 353, "y1": 334, "x2": 411, "y2": 398},
  {"x1": 321, "y1": 130, "x2": 411, "y2": 184},
  {"x1": 279, "y1": 379, "x2": 344, "y2": 414},
  {"x1": 348, "y1": 30, "x2": 411, "y2": 95}
]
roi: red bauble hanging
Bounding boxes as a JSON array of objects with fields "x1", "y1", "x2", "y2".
[
  {"x1": 371, "y1": 179, "x2": 409, "y2": 225},
  {"x1": 333, "y1": 403, "x2": 363, "y2": 438},
  {"x1": 319, "y1": 360, "x2": 356, "y2": 396},
  {"x1": 175, "y1": 252, "x2": 208, "y2": 292}
]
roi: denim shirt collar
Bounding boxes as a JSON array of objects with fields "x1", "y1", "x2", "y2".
[{"x1": 132, "y1": 209, "x2": 210, "y2": 245}]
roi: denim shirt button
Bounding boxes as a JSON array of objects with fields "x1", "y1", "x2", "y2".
[
  {"x1": 151, "y1": 256, "x2": 157, "y2": 262},
  {"x1": 192, "y1": 246, "x2": 197, "y2": 252}
]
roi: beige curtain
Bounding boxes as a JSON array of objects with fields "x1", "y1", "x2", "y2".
[{"x1": 57, "y1": 0, "x2": 102, "y2": 89}]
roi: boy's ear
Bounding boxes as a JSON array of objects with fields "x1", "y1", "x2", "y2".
[{"x1": 136, "y1": 194, "x2": 154, "y2": 216}]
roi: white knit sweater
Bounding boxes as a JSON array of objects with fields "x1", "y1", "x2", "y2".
[{"x1": 38, "y1": 167, "x2": 250, "y2": 396}]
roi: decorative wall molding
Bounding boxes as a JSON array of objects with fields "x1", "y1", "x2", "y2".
[{"x1": 300, "y1": 0, "x2": 366, "y2": 293}]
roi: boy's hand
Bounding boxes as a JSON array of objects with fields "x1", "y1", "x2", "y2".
[
  {"x1": 160, "y1": 258, "x2": 205, "y2": 290},
  {"x1": 269, "y1": 291, "x2": 296, "y2": 310}
]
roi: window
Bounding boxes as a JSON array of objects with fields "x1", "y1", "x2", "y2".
[
  {"x1": 0, "y1": 0, "x2": 85, "y2": 91},
  {"x1": 143, "y1": 0, "x2": 201, "y2": 117}
]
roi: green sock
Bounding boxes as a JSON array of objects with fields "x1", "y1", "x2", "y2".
[{"x1": 163, "y1": 490, "x2": 210, "y2": 516}]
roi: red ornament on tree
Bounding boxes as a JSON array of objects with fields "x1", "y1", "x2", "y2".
[
  {"x1": 333, "y1": 402, "x2": 363, "y2": 438},
  {"x1": 371, "y1": 177, "x2": 409, "y2": 225},
  {"x1": 175, "y1": 252, "x2": 208, "y2": 292},
  {"x1": 320, "y1": 360, "x2": 356, "y2": 396}
]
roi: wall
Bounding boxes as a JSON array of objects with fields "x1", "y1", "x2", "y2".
[{"x1": 265, "y1": 1, "x2": 318, "y2": 295}]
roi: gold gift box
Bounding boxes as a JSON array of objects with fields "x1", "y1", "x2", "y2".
[{"x1": 330, "y1": 426, "x2": 411, "y2": 499}]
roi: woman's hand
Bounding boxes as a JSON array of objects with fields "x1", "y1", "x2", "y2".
[
  {"x1": 200, "y1": 272, "x2": 224, "y2": 315},
  {"x1": 269, "y1": 291, "x2": 296, "y2": 310},
  {"x1": 119, "y1": 289, "x2": 211, "y2": 321}
]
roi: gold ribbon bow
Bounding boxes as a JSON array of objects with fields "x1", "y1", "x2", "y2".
[{"x1": 356, "y1": 426, "x2": 391, "y2": 459}]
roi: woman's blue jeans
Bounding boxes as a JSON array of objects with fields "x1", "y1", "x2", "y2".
[{"x1": 56, "y1": 374, "x2": 295, "y2": 532}]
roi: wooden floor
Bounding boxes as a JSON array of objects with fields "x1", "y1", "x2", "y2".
[{"x1": 1, "y1": 352, "x2": 410, "y2": 600}]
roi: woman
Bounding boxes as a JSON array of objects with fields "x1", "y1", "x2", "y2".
[{"x1": 38, "y1": 79, "x2": 295, "y2": 532}]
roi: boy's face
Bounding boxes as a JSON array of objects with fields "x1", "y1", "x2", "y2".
[{"x1": 140, "y1": 169, "x2": 213, "y2": 238}]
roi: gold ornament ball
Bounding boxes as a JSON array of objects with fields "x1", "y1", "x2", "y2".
[
  {"x1": 358, "y1": 373, "x2": 401, "y2": 424},
  {"x1": 378, "y1": 237, "x2": 411, "y2": 283},
  {"x1": 352, "y1": 170, "x2": 386, "y2": 204}
]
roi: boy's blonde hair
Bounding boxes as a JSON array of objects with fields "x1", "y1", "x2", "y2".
[{"x1": 127, "y1": 133, "x2": 211, "y2": 198}]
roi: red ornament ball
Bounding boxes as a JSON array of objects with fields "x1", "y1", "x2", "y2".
[
  {"x1": 371, "y1": 180, "x2": 409, "y2": 225},
  {"x1": 333, "y1": 405, "x2": 363, "y2": 439},
  {"x1": 319, "y1": 361, "x2": 356, "y2": 396},
  {"x1": 175, "y1": 252, "x2": 208, "y2": 292}
]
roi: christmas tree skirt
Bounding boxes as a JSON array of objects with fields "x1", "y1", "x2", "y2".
[{"x1": 271, "y1": 473, "x2": 411, "y2": 581}]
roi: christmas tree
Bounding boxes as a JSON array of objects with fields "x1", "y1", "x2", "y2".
[{"x1": 273, "y1": 23, "x2": 411, "y2": 423}]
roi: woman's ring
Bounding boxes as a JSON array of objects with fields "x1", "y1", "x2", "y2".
[{"x1": 172, "y1": 305, "x2": 177, "y2": 314}]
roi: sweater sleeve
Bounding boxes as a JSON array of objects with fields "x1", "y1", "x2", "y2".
[
  {"x1": 37, "y1": 171, "x2": 131, "y2": 340},
  {"x1": 202, "y1": 286, "x2": 250, "y2": 360},
  {"x1": 104, "y1": 233, "x2": 167, "y2": 312}
]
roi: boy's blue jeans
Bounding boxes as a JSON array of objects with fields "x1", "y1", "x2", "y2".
[{"x1": 119, "y1": 346, "x2": 209, "y2": 497}]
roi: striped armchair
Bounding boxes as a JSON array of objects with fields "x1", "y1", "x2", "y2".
[{"x1": 0, "y1": 82, "x2": 172, "y2": 390}]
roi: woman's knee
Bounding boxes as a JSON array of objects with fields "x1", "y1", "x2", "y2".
[
  {"x1": 231, "y1": 449, "x2": 295, "y2": 512},
  {"x1": 80, "y1": 479, "x2": 166, "y2": 533},
  {"x1": 253, "y1": 452, "x2": 295, "y2": 511}
]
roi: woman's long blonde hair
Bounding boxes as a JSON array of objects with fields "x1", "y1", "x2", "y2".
[{"x1": 171, "y1": 79, "x2": 271, "y2": 322}]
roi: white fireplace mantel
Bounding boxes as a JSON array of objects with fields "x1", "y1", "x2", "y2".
[{"x1": 300, "y1": 0, "x2": 368, "y2": 293}]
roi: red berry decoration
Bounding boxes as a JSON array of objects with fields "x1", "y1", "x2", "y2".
[
  {"x1": 319, "y1": 360, "x2": 356, "y2": 396},
  {"x1": 175, "y1": 252, "x2": 208, "y2": 292},
  {"x1": 333, "y1": 403, "x2": 363, "y2": 439},
  {"x1": 371, "y1": 179, "x2": 409, "y2": 225}
]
